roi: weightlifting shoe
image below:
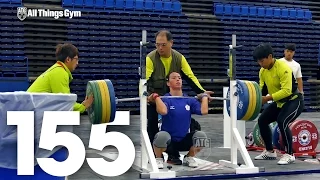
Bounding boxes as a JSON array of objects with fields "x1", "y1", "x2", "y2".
[
  {"x1": 156, "y1": 158, "x2": 164, "y2": 169},
  {"x1": 183, "y1": 156, "x2": 198, "y2": 168},
  {"x1": 277, "y1": 154, "x2": 295, "y2": 165},
  {"x1": 167, "y1": 155, "x2": 182, "y2": 165},
  {"x1": 254, "y1": 150, "x2": 277, "y2": 160}
]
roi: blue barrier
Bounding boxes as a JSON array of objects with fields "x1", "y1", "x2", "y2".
[{"x1": 0, "y1": 148, "x2": 68, "y2": 180}]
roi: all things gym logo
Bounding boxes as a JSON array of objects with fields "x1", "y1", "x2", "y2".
[
  {"x1": 193, "y1": 136, "x2": 212, "y2": 161},
  {"x1": 17, "y1": 7, "x2": 81, "y2": 21}
]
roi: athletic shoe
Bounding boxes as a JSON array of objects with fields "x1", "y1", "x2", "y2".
[
  {"x1": 149, "y1": 154, "x2": 164, "y2": 164},
  {"x1": 183, "y1": 156, "x2": 198, "y2": 168},
  {"x1": 167, "y1": 155, "x2": 182, "y2": 165},
  {"x1": 277, "y1": 154, "x2": 295, "y2": 165},
  {"x1": 156, "y1": 158, "x2": 164, "y2": 169},
  {"x1": 254, "y1": 150, "x2": 277, "y2": 160}
]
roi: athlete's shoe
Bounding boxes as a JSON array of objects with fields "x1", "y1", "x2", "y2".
[
  {"x1": 167, "y1": 155, "x2": 182, "y2": 165},
  {"x1": 277, "y1": 154, "x2": 295, "y2": 165},
  {"x1": 254, "y1": 150, "x2": 277, "y2": 160},
  {"x1": 156, "y1": 158, "x2": 164, "y2": 169},
  {"x1": 183, "y1": 156, "x2": 198, "y2": 168}
]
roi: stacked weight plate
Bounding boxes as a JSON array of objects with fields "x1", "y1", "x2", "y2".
[
  {"x1": 226, "y1": 80, "x2": 262, "y2": 121},
  {"x1": 86, "y1": 80, "x2": 116, "y2": 124},
  {"x1": 247, "y1": 120, "x2": 319, "y2": 155}
]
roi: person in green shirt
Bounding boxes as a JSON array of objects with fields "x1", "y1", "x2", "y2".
[
  {"x1": 27, "y1": 43, "x2": 93, "y2": 113},
  {"x1": 252, "y1": 43, "x2": 304, "y2": 165},
  {"x1": 146, "y1": 30, "x2": 213, "y2": 165}
]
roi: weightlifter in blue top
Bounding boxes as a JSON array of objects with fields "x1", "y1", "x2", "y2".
[{"x1": 148, "y1": 72, "x2": 209, "y2": 169}]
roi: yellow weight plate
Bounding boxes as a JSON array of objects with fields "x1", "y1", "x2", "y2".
[
  {"x1": 242, "y1": 81, "x2": 254, "y2": 121},
  {"x1": 247, "y1": 81, "x2": 256, "y2": 120},
  {"x1": 97, "y1": 80, "x2": 107, "y2": 123},
  {"x1": 102, "y1": 80, "x2": 111, "y2": 123}
]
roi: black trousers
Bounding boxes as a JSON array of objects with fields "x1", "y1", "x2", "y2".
[
  {"x1": 165, "y1": 132, "x2": 195, "y2": 157},
  {"x1": 258, "y1": 94, "x2": 304, "y2": 155},
  {"x1": 147, "y1": 104, "x2": 159, "y2": 146}
]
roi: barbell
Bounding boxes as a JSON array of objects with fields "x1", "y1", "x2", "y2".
[
  {"x1": 85, "y1": 79, "x2": 262, "y2": 124},
  {"x1": 115, "y1": 96, "x2": 229, "y2": 103}
]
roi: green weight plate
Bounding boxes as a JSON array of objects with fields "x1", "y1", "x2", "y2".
[
  {"x1": 253, "y1": 122, "x2": 265, "y2": 147},
  {"x1": 92, "y1": 80, "x2": 102, "y2": 124},
  {"x1": 254, "y1": 81, "x2": 262, "y2": 119},
  {"x1": 249, "y1": 81, "x2": 262, "y2": 121},
  {"x1": 253, "y1": 121, "x2": 278, "y2": 148},
  {"x1": 86, "y1": 81, "x2": 99, "y2": 124}
]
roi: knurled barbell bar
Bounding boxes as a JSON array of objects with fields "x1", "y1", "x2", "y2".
[
  {"x1": 115, "y1": 96, "x2": 229, "y2": 103},
  {"x1": 85, "y1": 79, "x2": 262, "y2": 124}
]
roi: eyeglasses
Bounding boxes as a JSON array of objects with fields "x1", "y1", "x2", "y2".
[{"x1": 155, "y1": 43, "x2": 167, "y2": 47}]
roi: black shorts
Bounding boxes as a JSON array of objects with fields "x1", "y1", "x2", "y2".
[{"x1": 165, "y1": 132, "x2": 195, "y2": 157}]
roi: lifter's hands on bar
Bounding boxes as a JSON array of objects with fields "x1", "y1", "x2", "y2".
[
  {"x1": 198, "y1": 91, "x2": 214, "y2": 102},
  {"x1": 149, "y1": 93, "x2": 168, "y2": 115},
  {"x1": 147, "y1": 93, "x2": 155, "y2": 103}
]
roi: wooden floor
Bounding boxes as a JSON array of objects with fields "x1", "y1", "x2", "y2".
[{"x1": 69, "y1": 112, "x2": 320, "y2": 180}]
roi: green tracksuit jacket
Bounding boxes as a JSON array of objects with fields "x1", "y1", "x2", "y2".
[{"x1": 27, "y1": 61, "x2": 86, "y2": 113}]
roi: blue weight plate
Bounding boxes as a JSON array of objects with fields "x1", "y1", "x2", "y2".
[
  {"x1": 272, "y1": 124, "x2": 281, "y2": 150},
  {"x1": 226, "y1": 80, "x2": 249, "y2": 120},
  {"x1": 105, "y1": 79, "x2": 116, "y2": 122}
]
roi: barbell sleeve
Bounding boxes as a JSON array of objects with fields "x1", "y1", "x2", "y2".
[
  {"x1": 116, "y1": 97, "x2": 140, "y2": 102},
  {"x1": 116, "y1": 96, "x2": 229, "y2": 103}
]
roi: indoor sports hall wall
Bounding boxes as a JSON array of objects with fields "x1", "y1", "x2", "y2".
[{"x1": 1, "y1": 0, "x2": 320, "y2": 114}]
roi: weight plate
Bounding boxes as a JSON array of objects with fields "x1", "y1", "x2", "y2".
[
  {"x1": 246, "y1": 132, "x2": 254, "y2": 146},
  {"x1": 97, "y1": 80, "x2": 107, "y2": 124},
  {"x1": 226, "y1": 80, "x2": 249, "y2": 120},
  {"x1": 242, "y1": 81, "x2": 255, "y2": 121},
  {"x1": 249, "y1": 81, "x2": 262, "y2": 121},
  {"x1": 248, "y1": 81, "x2": 257, "y2": 121},
  {"x1": 101, "y1": 80, "x2": 111, "y2": 123},
  {"x1": 280, "y1": 120, "x2": 319, "y2": 153},
  {"x1": 105, "y1": 79, "x2": 116, "y2": 123},
  {"x1": 272, "y1": 124, "x2": 282, "y2": 150},
  {"x1": 86, "y1": 81, "x2": 100, "y2": 124},
  {"x1": 247, "y1": 81, "x2": 256, "y2": 121},
  {"x1": 253, "y1": 122, "x2": 264, "y2": 147},
  {"x1": 93, "y1": 80, "x2": 102, "y2": 124},
  {"x1": 253, "y1": 121, "x2": 277, "y2": 148}
]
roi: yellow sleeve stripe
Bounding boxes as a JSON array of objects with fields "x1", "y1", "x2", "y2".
[{"x1": 146, "y1": 56, "x2": 154, "y2": 80}]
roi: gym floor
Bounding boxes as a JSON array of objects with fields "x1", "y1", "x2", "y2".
[{"x1": 69, "y1": 112, "x2": 320, "y2": 180}]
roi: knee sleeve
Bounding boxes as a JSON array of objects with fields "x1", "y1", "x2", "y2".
[
  {"x1": 153, "y1": 131, "x2": 171, "y2": 148},
  {"x1": 192, "y1": 131, "x2": 207, "y2": 145}
]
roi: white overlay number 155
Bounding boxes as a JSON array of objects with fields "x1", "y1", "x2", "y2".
[{"x1": 7, "y1": 111, "x2": 135, "y2": 177}]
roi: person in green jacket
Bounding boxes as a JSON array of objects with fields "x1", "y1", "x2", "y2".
[
  {"x1": 27, "y1": 43, "x2": 93, "y2": 113},
  {"x1": 252, "y1": 43, "x2": 304, "y2": 165}
]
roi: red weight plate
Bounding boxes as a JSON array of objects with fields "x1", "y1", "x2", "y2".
[{"x1": 279, "y1": 120, "x2": 319, "y2": 153}]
